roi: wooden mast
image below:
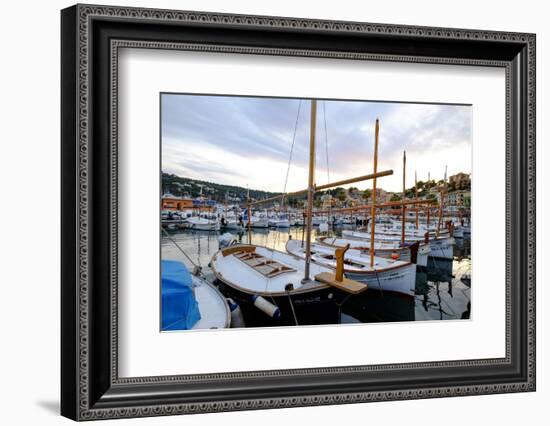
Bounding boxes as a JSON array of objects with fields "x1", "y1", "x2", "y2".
[
  {"x1": 370, "y1": 119, "x2": 380, "y2": 268},
  {"x1": 303, "y1": 99, "x2": 317, "y2": 282},
  {"x1": 427, "y1": 171, "x2": 431, "y2": 227},
  {"x1": 246, "y1": 186, "x2": 251, "y2": 245},
  {"x1": 246, "y1": 170, "x2": 392, "y2": 207},
  {"x1": 401, "y1": 150, "x2": 406, "y2": 245},
  {"x1": 436, "y1": 166, "x2": 446, "y2": 238},
  {"x1": 415, "y1": 170, "x2": 419, "y2": 229}
]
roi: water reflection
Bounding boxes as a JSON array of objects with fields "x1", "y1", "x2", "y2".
[{"x1": 161, "y1": 226, "x2": 471, "y2": 325}]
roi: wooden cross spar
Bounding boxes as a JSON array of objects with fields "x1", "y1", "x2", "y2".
[
  {"x1": 244, "y1": 170, "x2": 394, "y2": 208},
  {"x1": 311, "y1": 198, "x2": 436, "y2": 215}
]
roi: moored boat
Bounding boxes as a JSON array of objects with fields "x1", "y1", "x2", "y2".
[
  {"x1": 285, "y1": 239, "x2": 417, "y2": 297},
  {"x1": 268, "y1": 213, "x2": 291, "y2": 228},
  {"x1": 211, "y1": 244, "x2": 343, "y2": 325},
  {"x1": 317, "y1": 235, "x2": 430, "y2": 267},
  {"x1": 187, "y1": 216, "x2": 220, "y2": 231},
  {"x1": 161, "y1": 259, "x2": 230, "y2": 330},
  {"x1": 342, "y1": 229, "x2": 454, "y2": 260}
]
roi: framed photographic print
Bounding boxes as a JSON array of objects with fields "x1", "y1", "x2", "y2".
[{"x1": 61, "y1": 4, "x2": 536, "y2": 421}]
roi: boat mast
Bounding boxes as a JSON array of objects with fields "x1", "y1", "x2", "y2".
[
  {"x1": 437, "y1": 166, "x2": 446, "y2": 238},
  {"x1": 415, "y1": 170, "x2": 419, "y2": 230},
  {"x1": 370, "y1": 118, "x2": 380, "y2": 268},
  {"x1": 303, "y1": 99, "x2": 317, "y2": 282},
  {"x1": 427, "y1": 171, "x2": 431, "y2": 227},
  {"x1": 247, "y1": 186, "x2": 251, "y2": 244},
  {"x1": 401, "y1": 150, "x2": 406, "y2": 245}
]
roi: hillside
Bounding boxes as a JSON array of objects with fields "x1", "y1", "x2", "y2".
[{"x1": 161, "y1": 173, "x2": 281, "y2": 203}]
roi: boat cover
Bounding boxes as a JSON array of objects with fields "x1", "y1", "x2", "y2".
[{"x1": 161, "y1": 260, "x2": 201, "y2": 331}]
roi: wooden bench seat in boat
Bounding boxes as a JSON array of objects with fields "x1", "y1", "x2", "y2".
[{"x1": 232, "y1": 249, "x2": 296, "y2": 278}]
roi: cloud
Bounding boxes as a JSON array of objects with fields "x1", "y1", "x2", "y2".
[{"x1": 162, "y1": 94, "x2": 471, "y2": 192}]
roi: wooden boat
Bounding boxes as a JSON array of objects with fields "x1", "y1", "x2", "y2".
[
  {"x1": 285, "y1": 239, "x2": 417, "y2": 297},
  {"x1": 161, "y1": 259, "x2": 230, "y2": 330},
  {"x1": 211, "y1": 244, "x2": 346, "y2": 325},
  {"x1": 250, "y1": 215, "x2": 269, "y2": 228},
  {"x1": 213, "y1": 101, "x2": 394, "y2": 324},
  {"x1": 317, "y1": 235, "x2": 430, "y2": 267},
  {"x1": 220, "y1": 214, "x2": 243, "y2": 230},
  {"x1": 342, "y1": 229, "x2": 455, "y2": 260},
  {"x1": 187, "y1": 216, "x2": 220, "y2": 231},
  {"x1": 268, "y1": 213, "x2": 291, "y2": 228}
]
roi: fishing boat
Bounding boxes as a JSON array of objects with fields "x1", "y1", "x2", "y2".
[
  {"x1": 212, "y1": 100, "x2": 398, "y2": 325},
  {"x1": 268, "y1": 213, "x2": 291, "y2": 228},
  {"x1": 220, "y1": 212, "x2": 244, "y2": 230},
  {"x1": 285, "y1": 239, "x2": 417, "y2": 297},
  {"x1": 317, "y1": 235, "x2": 430, "y2": 267},
  {"x1": 161, "y1": 259, "x2": 230, "y2": 330},
  {"x1": 161, "y1": 210, "x2": 186, "y2": 229},
  {"x1": 211, "y1": 244, "x2": 346, "y2": 325},
  {"x1": 311, "y1": 215, "x2": 328, "y2": 226},
  {"x1": 341, "y1": 229, "x2": 455, "y2": 260},
  {"x1": 187, "y1": 215, "x2": 220, "y2": 231},
  {"x1": 250, "y1": 215, "x2": 269, "y2": 228}
]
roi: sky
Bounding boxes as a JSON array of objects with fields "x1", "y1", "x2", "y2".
[{"x1": 161, "y1": 94, "x2": 472, "y2": 193}]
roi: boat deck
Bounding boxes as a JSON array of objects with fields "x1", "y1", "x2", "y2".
[
  {"x1": 234, "y1": 250, "x2": 296, "y2": 278},
  {"x1": 213, "y1": 245, "x2": 330, "y2": 295}
]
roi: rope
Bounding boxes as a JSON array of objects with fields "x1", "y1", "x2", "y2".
[
  {"x1": 281, "y1": 100, "x2": 302, "y2": 209},
  {"x1": 323, "y1": 101, "x2": 333, "y2": 236},
  {"x1": 323, "y1": 101, "x2": 330, "y2": 184},
  {"x1": 161, "y1": 227, "x2": 202, "y2": 274},
  {"x1": 287, "y1": 293, "x2": 299, "y2": 326}
]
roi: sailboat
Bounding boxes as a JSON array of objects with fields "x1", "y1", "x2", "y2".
[
  {"x1": 285, "y1": 239, "x2": 417, "y2": 296},
  {"x1": 268, "y1": 212, "x2": 291, "y2": 228},
  {"x1": 250, "y1": 211, "x2": 270, "y2": 228},
  {"x1": 316, "y1": 235, "x2": 430, "y2": 267},
  {"x1": 342, "y1": 228, "x2": 454, "y2": 259},
  {"x1": 285, "y1": 119, "x2": 418, "y2": 296},
  {"x1": 187, "y1": 215, "x2": 221, "y2": 231},
  {"x1": 211, "y1": 100, "x2": 394, "y2": 324}
]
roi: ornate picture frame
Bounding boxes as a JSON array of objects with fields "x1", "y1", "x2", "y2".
[{"x1": 61, "y1": 4, "x2": 535, "y2": 420}]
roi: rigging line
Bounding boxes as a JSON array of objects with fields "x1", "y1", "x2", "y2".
[
  {"x1": 161, "y1": 227, "x2": 201, "y2": 272},
  {"x1": 281, "y1": 100, "x2": 302, "y2": 208},
  {"x1": 323, "y1": 101, "x2": 332, "y2": 235},
  {"x1": 323, "y1": 101, "x2": 330, "y2": 184}
]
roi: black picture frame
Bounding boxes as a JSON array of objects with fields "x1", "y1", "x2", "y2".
[{"x1": 61, "y1": 4, "x2": 536, "y2": 421}]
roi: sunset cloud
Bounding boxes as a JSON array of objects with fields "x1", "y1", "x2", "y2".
[{"x1": 161, "y1": 94, "x2": 472, "y2": 193}]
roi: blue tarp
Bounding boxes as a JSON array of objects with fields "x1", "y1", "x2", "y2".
[{"x1": 161, "y1": 260, "x2": 201, "y2": 331}]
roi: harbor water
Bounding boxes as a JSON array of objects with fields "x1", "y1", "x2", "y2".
[{"x1": 162, "y1": 226, "x2": 471, "y2": 327}]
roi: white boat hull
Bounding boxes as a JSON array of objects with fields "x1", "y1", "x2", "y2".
[
  {"x1": 269, "y1": 219, "x2": 291, "y2": 228},
  {"x1": 342, "y1": 229, "x2": 452, "y2": 261},
  {"x1": 223, "y1": 220, "x2": 243, "y2": 230},
  {"x1": 187, "y1": 218, "x2": 220, "y2": 231},
  {"x1": 191, "y1": 276, "x2": 231, "y2": 329},
  {"x1": 285, "y1": 240, "x2": 417, "y2": 297},
  {"x1": 250, "y1": 219, "x2": 269, "y2": 228},
  {"x1": 429, "y1": 237, "x2": 455, "y2": 259},
  {"x1": 346, "y1": 263, "x2": 417, "y2": 297}
]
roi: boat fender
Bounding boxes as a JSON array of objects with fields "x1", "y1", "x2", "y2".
[
  {"x1": 391, "y1": 251, "x2": 399, "y2": 260},
  {"x1": 227, "y1": 298, "x2": 245, "y2": 328},
  {"x1": 251, "y1": 295, "x2": 281, "y2": 319}
]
